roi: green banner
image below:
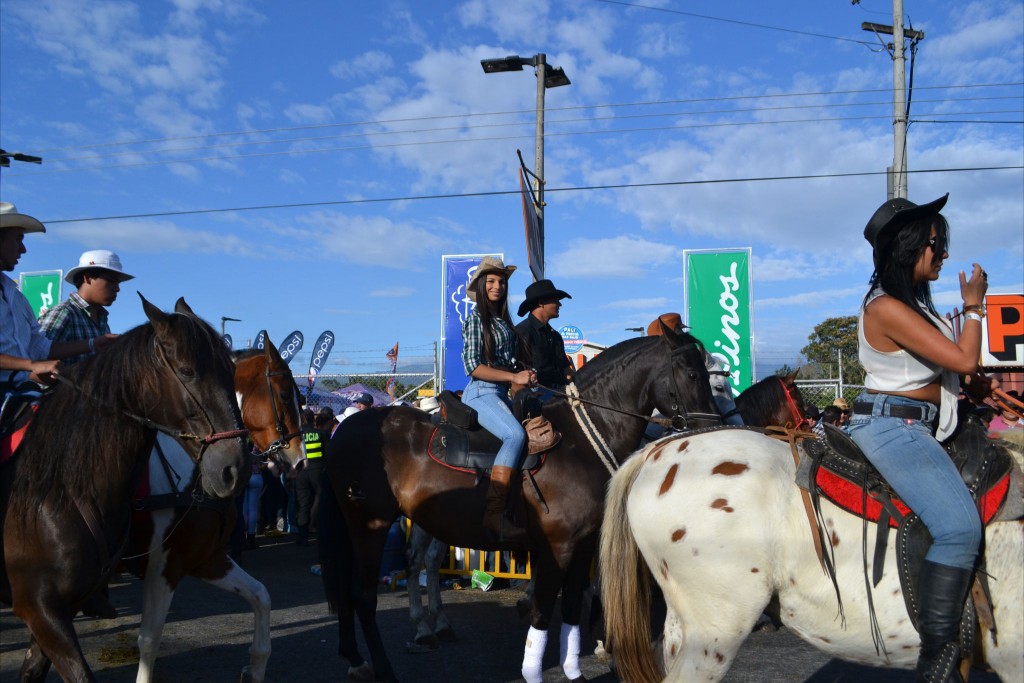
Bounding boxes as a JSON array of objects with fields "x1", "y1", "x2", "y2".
[
  {"x1": 19, "y1": 270, "x2": 63, "y2": 318},
  {"x1": 684, "y1": 250, "x2": 754, "y2": 396}
]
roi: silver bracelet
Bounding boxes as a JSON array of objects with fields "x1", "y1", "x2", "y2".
[{"x1": 964, "y1": 312, "x2": 983, "y2": 324}]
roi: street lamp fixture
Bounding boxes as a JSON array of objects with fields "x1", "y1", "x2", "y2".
[
  {"x1": 625, "y1": 327, "x2": 645, "y2": 337},
  {"x1": 220, "y1": 316, "x2": 241, "y2": 337},
  {"x1": 0, "y1": 149, "x2": 43, "y2": 168},
  {"x1": 480, "y1": 53, "x2": 571, "y2": 280}
]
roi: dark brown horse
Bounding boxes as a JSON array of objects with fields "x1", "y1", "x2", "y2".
[
  {"x1": 318, "y1": 329, "x2": 721, "y2": 683},
  {"x1": 124, "y1": 342, "x2": 306, "y2": 683},
  {"x1": 0, "y1": 296, "x2": 249, "y2": 683},
  {"x1": 733, "y1": 371, "x2": 809, "y2": 429}
]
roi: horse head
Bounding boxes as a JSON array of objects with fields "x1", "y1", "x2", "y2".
[
  {"x1": 233, "y1": 337, "x2": 307, "y2": 471},
  {"x1": 647, "y1": 329, "x2": 721, "y2": 430},
  {"x1": 141, "y1": 294, "x2": 248, "y2": 499}
]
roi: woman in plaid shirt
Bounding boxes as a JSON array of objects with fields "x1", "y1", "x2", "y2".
[{"x1": 461, "y1": 256, "x2": 536, "y2": 541}]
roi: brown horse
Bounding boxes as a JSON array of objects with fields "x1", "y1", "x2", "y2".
[
  {"x1": 0, "y1": 296, "x2": 249, "y2": 683},
  {"x1": 317, "y1": 329, "x2": 722, "y2": 683},
  {"x1": 124, "y1": 341, "x2": 306, "y2": 683},
  {"x1": 733, "y1": 371, "x2": 809, "y2": 429}
]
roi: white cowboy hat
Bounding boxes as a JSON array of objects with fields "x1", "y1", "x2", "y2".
[
  {"x1": 420, "y1": 396, "x2": 440, "y2": 414},
  {"x1": 65, "y1": 249, "x2": 135, "y2": 284},
  {"x1": 0, "y1": 202, "x2": 45, "y2": 233}
]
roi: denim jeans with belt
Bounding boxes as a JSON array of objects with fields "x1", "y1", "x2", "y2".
[
  {"x1": 462, "y1": 378, "x2": 526, "y2": 469},
  {"x1": 847, "y1": 392, "x2": 981, "y2": 570}
]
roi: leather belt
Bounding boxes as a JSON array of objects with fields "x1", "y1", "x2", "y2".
[{"x1": 853, "y1": 401, "x2": 927, "y2": 421}]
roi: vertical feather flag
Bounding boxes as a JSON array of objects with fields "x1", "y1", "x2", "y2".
[
  {"x1": 385, "y1": 342, "x2": 399, "y2": 401},
  {"x1": 306, "y1": 330, "x2": 336, "y2": 403}
]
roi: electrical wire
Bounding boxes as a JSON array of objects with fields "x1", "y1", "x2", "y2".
[{"x1": 40, "y1": 165, "x2": 1024, "y2": 225}]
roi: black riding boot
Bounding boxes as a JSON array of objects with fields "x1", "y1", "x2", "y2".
[
  {"x1": 296, "y1": 524, "x2": 310, "y2": 546},
  {"x1": 915, "y1": 560, "x2": 973, "y2": 683}
]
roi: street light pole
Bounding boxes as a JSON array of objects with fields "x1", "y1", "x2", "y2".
[{"x1": 220, "y1": 316, "x2": 241, "y2": 337}]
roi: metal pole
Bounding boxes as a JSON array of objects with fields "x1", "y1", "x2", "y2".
[
  {"x1": 534, "y1": 53, "x2": 546, "y2": 230},
  {"x1": 892, "y1": 0, "x2": 908, "y2": 199}
]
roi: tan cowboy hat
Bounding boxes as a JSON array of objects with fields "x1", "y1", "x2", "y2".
[
  {"x1": 0, "y1": 202, "x2": 45, "y2": 233},
  {"x1": 466, "y1": 256, "x2": 516, "y2": 302},
  {"x1": 646, "y1": 313, "x2": 685, "y2": 337},
  {"x1": 833, "y1": 397, "x2": 850, "y2": 411}
]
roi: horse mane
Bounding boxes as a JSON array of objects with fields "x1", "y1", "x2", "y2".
[
  {"x1": 570, "y1": 332, "x2": 706, "y2": 393},
  {"x1": 16, "y1": 312, "x2": 223, "y2": 510},
  {"x1": 734, "y1": 375, "x2": 786, "y2": 427}
]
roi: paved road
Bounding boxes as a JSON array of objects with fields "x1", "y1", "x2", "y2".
[{"x1": 0, "y1": 533, "x2": 1002, "y2": 682}]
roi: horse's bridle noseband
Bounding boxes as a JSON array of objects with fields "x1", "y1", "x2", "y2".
[{"x1": 664, "y1": 343, "x2": 724, "y2": 430}]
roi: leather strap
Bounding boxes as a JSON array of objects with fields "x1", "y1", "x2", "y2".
[{"x1": 853, "y1": 401, "x2": 926, "y2": 421}]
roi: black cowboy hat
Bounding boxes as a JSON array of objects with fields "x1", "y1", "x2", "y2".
[
  {"x1": 864, "y1": 193, "x2": 949, "y2": 250},
  {"x1": 517, "y1": 279, "x2": 572, "y2": 317}
]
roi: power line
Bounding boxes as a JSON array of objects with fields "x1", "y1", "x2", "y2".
[
  {"x1": 37, "y1": 95, "x2": 1024, "y2": 164},
  {"x1": 589, "y1": 0, "x2": 879, "y2": 46},
  {"x1": 41, "y1": 165, "x2": 1023, "y2": 225},
  {"x1": 21, "y1": 82, "x2": 1022, "y2": 156},
  {"x1": 12, "y1": 110, "x2": 1022, "y2": 176}
]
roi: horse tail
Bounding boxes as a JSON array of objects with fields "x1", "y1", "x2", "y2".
[
  {"x1": 599, "y1": 451, "x2": 662, "y2": 683},
  {"x1": 317, "y1": 468, "x2": 348, "y2": 616}
]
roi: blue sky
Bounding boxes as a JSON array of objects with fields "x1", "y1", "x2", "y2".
[{"x1": 2, "y1": 0, "x2": 1022, "y2": 377}]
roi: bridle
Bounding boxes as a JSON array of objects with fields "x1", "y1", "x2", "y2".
[
  {"x1": 663, "y1": 343, "x2": 724, "y2": 430},
  {"x1": 252, "y1": 365, "x2": 303, "y2": 462},
  {"x1": 777, "y1": 377, "x2": 813, "y2": 431},
  {"x1": 53, "y1": 335, "x2": 248, "y2": 462}
]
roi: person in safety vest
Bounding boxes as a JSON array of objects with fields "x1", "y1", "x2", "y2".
[{"x1": 294, "y1": 406, "x2": 331, "y2": 546}]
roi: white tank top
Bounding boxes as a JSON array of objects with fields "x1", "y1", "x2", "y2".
[{"x1": 858, "y1": 288, "x2": 960, "y2": 440}]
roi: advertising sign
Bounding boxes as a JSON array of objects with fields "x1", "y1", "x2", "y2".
[
  {"x1": 981, "y1": 294, "x2": 1024, "y2": 368},
  {"x1": 18, "y1": 270, "x2": 62, "y2": 318},
  {"x1": 254, "y1": 330, "x2": 267, "y2": 350},
  {"x1": 520, "y1": 168, "x2": 543, "y2": 281},
  {"x1": 684, "y1": 249, "x2": 755, "y2": 396},
  {"x1": 559, "y1": 325, "x2": 585, "y2": 354},
  {"x1": 277, "y1": 330, "x2": 304, "y2": 363},
  {"x1": 440, "y1": 254, "x2": 501, "y2": 392}
]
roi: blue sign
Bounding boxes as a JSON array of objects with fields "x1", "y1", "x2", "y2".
[
  {"x1": 441, "y1": 255, "x2": 501, "y2": 392},
  {"x1": 560, "y1": 325, "x2": 585, "y2": 353}
]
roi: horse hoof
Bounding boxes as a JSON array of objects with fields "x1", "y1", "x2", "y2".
[
  {"x1": 348, "y1": 662, "x2": 375, "y2": 681},
  {"x1": 436, "y1": 626, "x2": 458, "y2": 643},
  {"x1": 407, "y1": 634, "x2": 440, "y2": 651},
  {"x1": 569, "y1": 677, "x2": 588, "y2": 683}
]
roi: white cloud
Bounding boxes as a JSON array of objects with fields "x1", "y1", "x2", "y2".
[
  {"x1": 53, "y1": 218, "x2": 260, "y2": 256},
  {"x1": 283, "y1": 103, "x2": 334, "y2": 125},
  {"x1": 549, "y1": 235, "x2": 681, "y2": 278},
  {"x1": 370, "y1": 287, "x2": 416, "y2": 298},
  {"x1": 330, "y1": 50, "x2": 395, "y2": 81}
]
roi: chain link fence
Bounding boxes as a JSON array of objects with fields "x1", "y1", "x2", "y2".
[
  {"x1": 301, "y1": 373, "x2": 436, "y2": 413},
  {"x1": 796, "y1": 380, "x2": 866, "y2": 410}
]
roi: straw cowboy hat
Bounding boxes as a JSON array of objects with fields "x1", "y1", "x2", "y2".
[
  {"x1": 0, "y1": 202, "x2": 45, "y2": 234},
  {"x1": 517, "y1": 279, "x2": 572, "y2": 317},
  {"x1": 466, "y1": 256, "x2": 516, "y2": 302},
  {"x1": 64, "y1": 249, "x2": 135, "y2": 284},
  {"x1": 419, "y1": 396, "x2": 440, "y2": 414}
]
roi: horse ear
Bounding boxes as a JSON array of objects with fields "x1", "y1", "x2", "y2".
[
  {"x1": 785, "y1": 369, "x2": 799, "y2": 384},
  {"x1": 140, "y1": 293, "x2": 172, "y2": 336},
  {"x1": 173, "y1": 298, "x2": 197, "y2": 317},
  {"x1": 264, "y1": 336, "x2": 285, "y2": 366}
]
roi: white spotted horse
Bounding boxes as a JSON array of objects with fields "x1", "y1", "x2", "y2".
[
  {"x1": 317, "y1": 329, "x2": 721, "y2": 683},
  {"x1": 0, "y1": 296, "x2": 250, "y2": 683},
  {"x1": 123, "y1": 341, "x2": 306, "y2": 683},
  {"x1": 600, "y1": 410, "x2": 1023, "y2": 682}
]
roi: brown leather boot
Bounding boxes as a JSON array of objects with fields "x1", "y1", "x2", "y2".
[{"x1": 484, "y1": 465, "x2": 526, "y2": 543}]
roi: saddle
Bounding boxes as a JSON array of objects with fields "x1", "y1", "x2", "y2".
[
  {"x1": 0, "y1": 383, "x2": 45, "y2": 466},
  {"x1": 796, "y1": 416, "x2": 1020, "y2": 649},
  {"x1": 428, "y1": 389, "x2": 550, "y2": 473}
]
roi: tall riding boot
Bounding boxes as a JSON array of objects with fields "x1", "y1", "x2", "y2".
[
  {"x1": 484, "y1": 465, "x2": 526, "y2": 543},
  {"x1": 915, "y1": 560, "x2": 973, "y2": 683},
  {"x1": 296, "y1": 524, "x2": 310, "y2": 547}
]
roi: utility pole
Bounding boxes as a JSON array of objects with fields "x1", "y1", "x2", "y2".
[{"x1": 863, "y1": 4, "x2": 925, "y2": 200}]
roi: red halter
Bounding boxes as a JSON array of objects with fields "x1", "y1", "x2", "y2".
[{"x1": 777, "y1": 377, "x2": 813, "y2": 431}]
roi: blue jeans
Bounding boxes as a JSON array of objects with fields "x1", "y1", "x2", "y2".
[
  {"x1": 243, "y1": 471, "x2": 264, "y2": 534},
  {"x1": 462, "y1": 378, "x2": 526, "y2": 469},
  {"x1": 848, "y1": 392, "x2": 981, "y2": 570}
]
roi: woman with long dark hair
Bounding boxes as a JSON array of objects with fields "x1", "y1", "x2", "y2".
[
  {"x1": 460, "y1": 256, "x2": 536, "y2": 541},
  {"x1": 849, "y1": 193, "x2": 995, "y2": 683}
]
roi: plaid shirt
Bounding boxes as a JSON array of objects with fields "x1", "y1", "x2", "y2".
[
  {"x1": 37, "y1": 292, "x2": 110, "y2": 365},
  {"x1": 462, "y1": 309, "x2": 518, "y2": 377}
]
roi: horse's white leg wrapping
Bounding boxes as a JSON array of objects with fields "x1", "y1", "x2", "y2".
[
  {"x1": 559, "y1": 622, "x2": 582, "y2": 680},
  {"x1": 521, "y1": 625, "x2": 548, "y2": 683}
]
